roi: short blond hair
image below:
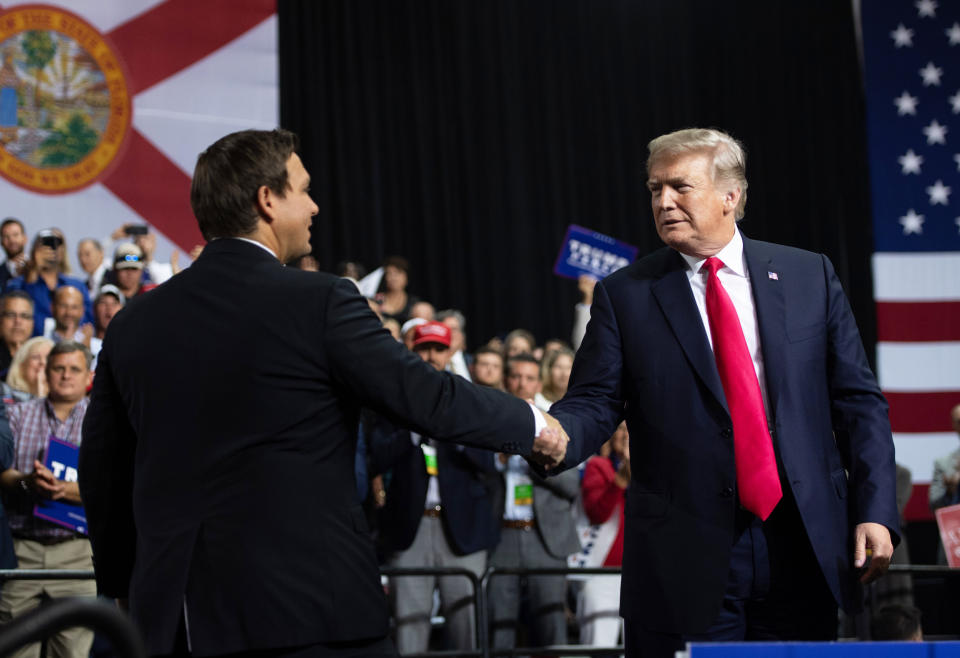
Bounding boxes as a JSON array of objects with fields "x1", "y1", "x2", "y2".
[{"x1": 647, "y1": 128, "x2": 748, "y2": 220}]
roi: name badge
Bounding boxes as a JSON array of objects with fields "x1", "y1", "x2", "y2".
[
  {"x1": 513, "y1": 478, "x2": 533, "y2": 506},
  {"x1": 421, "y1": 444, "x2": 438, "y2": 476}
]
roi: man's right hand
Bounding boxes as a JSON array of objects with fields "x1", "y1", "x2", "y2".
[{"x1": 530, "y1": 414, "x2": 569, "y2": 470}]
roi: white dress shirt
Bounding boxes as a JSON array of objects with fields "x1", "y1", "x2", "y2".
[{"x1": 678, "y1": 229, "x2": 772, "y2": 421}]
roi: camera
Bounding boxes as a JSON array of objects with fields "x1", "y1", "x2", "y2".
[
  {"x1": 39, "y1": 235, "x2": 63, "y2": 249},
  {"x1": 125, "y1": 225, "x2": 149, "y2": 236}
]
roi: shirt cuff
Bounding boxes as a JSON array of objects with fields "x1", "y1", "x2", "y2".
[{"x1": 529, "y1": 403, "x2": 547, "y2": 438}]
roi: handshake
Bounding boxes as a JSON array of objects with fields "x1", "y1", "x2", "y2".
[{"x1": 529, "y1": 412, "x2": 569, "y2": 470}]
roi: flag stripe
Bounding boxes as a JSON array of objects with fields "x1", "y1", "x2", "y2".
[
  {"x1": 904, "y1": 484, "x2": 933, "y2": 522},
  {"x1": 107, "y1": 0, "x2": 275, "y2": 95},
  {"x1": 876, "y1": 301, "x2": 960, "y2": 342},
  {"x1": 887, "y1": 391, "x2": 960, "y2": 433},
  {"x1": 101, "y1": 129, "x2": 202, "y2": 252},
  {"x1": 877, "y1": 342, "x2": 960, "y2": 391},
  {"x1": 873, "y1": 253, "x2": 960, "y2": 301},
  {"x1": 893, "y1": 432, "x2": 957, "y2": 484}
]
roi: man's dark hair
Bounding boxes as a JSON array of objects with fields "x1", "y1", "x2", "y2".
[
  {"x1": 475, "y1": 345, "x2": 502, "y2": 361},
  {"x1": 48, "y1": 340, "x2": 93, "y2": 370},
  {"x1": 505, "y1": 352, "x2": 539, "y2": 377},
  {"x1": 870, "y1": 604, "x2": 922, "y2": 641},
  {"x1": 190, "y1": 129, "x2": 299, "y2": 241},
  {"x1": 1, "y1": 217, "x2": 24, "y2": 233},
  {"x1": 1, "y1": 290, "x2": 34, "y2": 310},
  {"x1": 382, "y1": 255, "x2": 409, "y2": 272}
]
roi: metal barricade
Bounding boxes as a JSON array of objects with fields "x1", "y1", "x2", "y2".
[
  {"x1": 2, "y1": 564, "x2": 958, "y2": 655},
  {"x1": 380, "y1": 566, "x2": 486, "y2": 658},
  {"x1": 483, "y1": 565, "x2": 625, "y2": 658},
  {"x1": 0, "y1": 596, "x2": 144, "y2": 658}
]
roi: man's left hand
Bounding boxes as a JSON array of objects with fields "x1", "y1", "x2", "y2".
[{"x1": 854, "y1": 522, "x2": 893, "y2": 584}]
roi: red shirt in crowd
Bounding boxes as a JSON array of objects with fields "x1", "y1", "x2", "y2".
[{"x1": 581, "y1": 455, "x2": 626, "y2": 566}]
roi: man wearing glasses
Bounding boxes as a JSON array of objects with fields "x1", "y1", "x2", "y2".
[{"x1": 0, "y1": 291, "x2": 34, "y2": 377}]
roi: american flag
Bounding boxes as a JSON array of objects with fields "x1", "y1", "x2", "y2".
[{"x1": 862, "y1": 0, "x2": 960, "y2": 519}]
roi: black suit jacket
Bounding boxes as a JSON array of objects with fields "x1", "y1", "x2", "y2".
[
  {"x1": 550, "y1": 236, "x2": 899, "y2": 634},
  {"x1": 369, "y1": 420, "x2": 500, "y2": 556},
  {"x1": 79, "y1": 239, "x2": 534, "y2": 656}
]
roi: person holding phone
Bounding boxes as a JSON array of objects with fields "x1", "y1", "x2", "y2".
[{"x1": 4, "y1": 229, "x2": 92, "y2": 337}]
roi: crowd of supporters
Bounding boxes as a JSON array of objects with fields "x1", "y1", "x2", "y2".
[{"x1": 0, "y1": 218, "x2": 931, "y2": 654}]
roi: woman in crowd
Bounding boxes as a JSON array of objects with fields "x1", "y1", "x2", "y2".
[
  {"x1": 375, "y1": 256, "x2": 419, "y2": 324},
  {"x1": 535, "y1": 346, "x2": 574, "y2": 410},
  {"x1": 576, "y1": 422, "x2": 630, "y2": 648},
  {"x1": 2, "y1": 336, "x2": 54, "y2": 403},
  {"x1": 503, "y1": 328, "x2": 536, "y2": 359},
  {"x1": 5, "y1": 229, "x2": 91, "y2": 335}
]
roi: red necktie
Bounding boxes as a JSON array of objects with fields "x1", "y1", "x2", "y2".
[{"x1": 703, "y1": 257, "x2": 782, "y2": 520}]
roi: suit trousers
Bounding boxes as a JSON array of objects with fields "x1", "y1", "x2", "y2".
[
  {"x1": 488, "y1": 525, "x2": 568, "y2": 649},
  {"x1": 387, "y1": 515, "x2": 486, "y2": 654},
  {"x1": 623, "y1": 495, "x2": 837, "y2": 658},
  {"x1": 0, "y1": 538, "x2": 97, "y2": 658}
]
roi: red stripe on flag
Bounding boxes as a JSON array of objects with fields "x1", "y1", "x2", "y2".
[
  {"x1": 876, "y1": 301, "x2": 960, "y2": 342},
  {"x1": 886, "y1": 391, "x2": 960, "y2": 433},
  {"x1": 905, "y1": 483, "x2": 933, "y2": 522},
  {"x1": 107, "y1": 0, "x2": 275, "y2": 95},
  {"x1": 101, "y1": 130, "x2": 202, "y2": 252}
]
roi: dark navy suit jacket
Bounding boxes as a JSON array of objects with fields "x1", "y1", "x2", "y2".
[
  {"x1": 549, "y1": 235, "x2": 900, "y2": 634},
  {"x1": 369, "y1": 418, "x2": 500, "y2": 556},
  {"x1": 78, "y1": 239, "x2": 534, "y2": 655}
]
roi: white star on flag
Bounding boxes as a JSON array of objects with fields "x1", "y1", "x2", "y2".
[
  {"x1": 956, "y1": 217, "x2": 960, "y2": 234},
  {"x1": 916, "y1": 0, "x2": 938, "y2": 18},
  {"x1": 955, "y1": 153, "x2": 960, "y2": 171},
  {"x1": 947, "y1": 22, "x2": 960, "y2": 45},
  {"x1": 920, "y1": 62, "x2": 943, "y2": 85},
  {"x1": 899, "y1": 209, "x2": 926, "y2": 234},
  {"x1": 950, "y1": 90, "x2": 960, "y2": 113},
  {"x1": 923, "y1": 119, "x2": 948, "y2": 144},
  {"x1": 899, "y1": 149, "x2": 924, "y2": 174},
  {"x1": 926, "y1": 179, "x2": 951, "y2": 205},
  {"x1": 894, "y1": 91, "x2": 919, "y2": 115},
  {"x1": 891, "y1": 23, "x2": 915, "y2": 47}
]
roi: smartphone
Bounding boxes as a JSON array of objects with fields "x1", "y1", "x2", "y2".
[{"x1": 125, "y1": 225, "x2": 149, "y2": 236}]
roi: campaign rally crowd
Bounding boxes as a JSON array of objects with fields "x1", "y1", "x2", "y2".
[{"x1": 0, "y1": 210, "x2": 936, "y2": 656}]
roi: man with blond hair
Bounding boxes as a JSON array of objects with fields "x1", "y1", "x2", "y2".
[{"x1": 544, "y1": 127, "x2": 898, "y2": 656}]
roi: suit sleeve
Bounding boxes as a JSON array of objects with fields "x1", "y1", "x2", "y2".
[
  {"x1": 549, "y1": 279, "x2": 627, "y2": 471},
  {"x1": 79, "y1": 343, "x2": 138, "y2": 598},
  {"x1": 323, "y1": 279, "x2": 534, "y2": 456},
  {"x1": 822, "y1": 255, "x2": 900, "y2": 544}
]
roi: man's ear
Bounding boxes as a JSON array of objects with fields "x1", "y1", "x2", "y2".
[
  {"x1": 255, "y1": 185, "x2": 275, "y2": 223},
  {"x1": 722, "y1": 185, "x2": 741, "y2": 214}
]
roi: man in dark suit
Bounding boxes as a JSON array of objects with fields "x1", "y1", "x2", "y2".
[
  {"x1": 545, "y1": 128, "x2": 899, "y2": 656},
  {"x1": 78, "y1": 129, "x2": 567, "y2": 658}
]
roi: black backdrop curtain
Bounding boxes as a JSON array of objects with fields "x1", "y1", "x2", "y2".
[{"x1": 278, "y1": 0, "x2": 877, "y2": 360}]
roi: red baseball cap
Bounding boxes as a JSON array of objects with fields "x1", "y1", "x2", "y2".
[{"x1": 412, "y1": 321, "x2": 451, "y2": 348}]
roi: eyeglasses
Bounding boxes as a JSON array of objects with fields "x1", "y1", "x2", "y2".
[{"x1": 1, "y1": 312, "x2": 33, "y2": 321}]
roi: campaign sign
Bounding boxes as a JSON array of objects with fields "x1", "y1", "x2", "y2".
[
  {"x1": 33, "y1": 437, "x2": 87, "y2": 535},
  {"x1": 936, "y1": 503, "x2": 960, "y2": 568},
  {"x1": 553, "y1": 225, "x2": 637, "y2": 280}
]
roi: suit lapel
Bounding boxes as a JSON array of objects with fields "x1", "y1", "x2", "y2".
[
  {"x1": 743, "y1": 236, "x2": 785, "y2": 424},
  {"x1": 650, "y1": 252, "x2": 729, "y2": 416}
]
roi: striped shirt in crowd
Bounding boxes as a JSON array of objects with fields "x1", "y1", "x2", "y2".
[{"x1": 6, "y1": 397, "x2": 88, "y2": 541}]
